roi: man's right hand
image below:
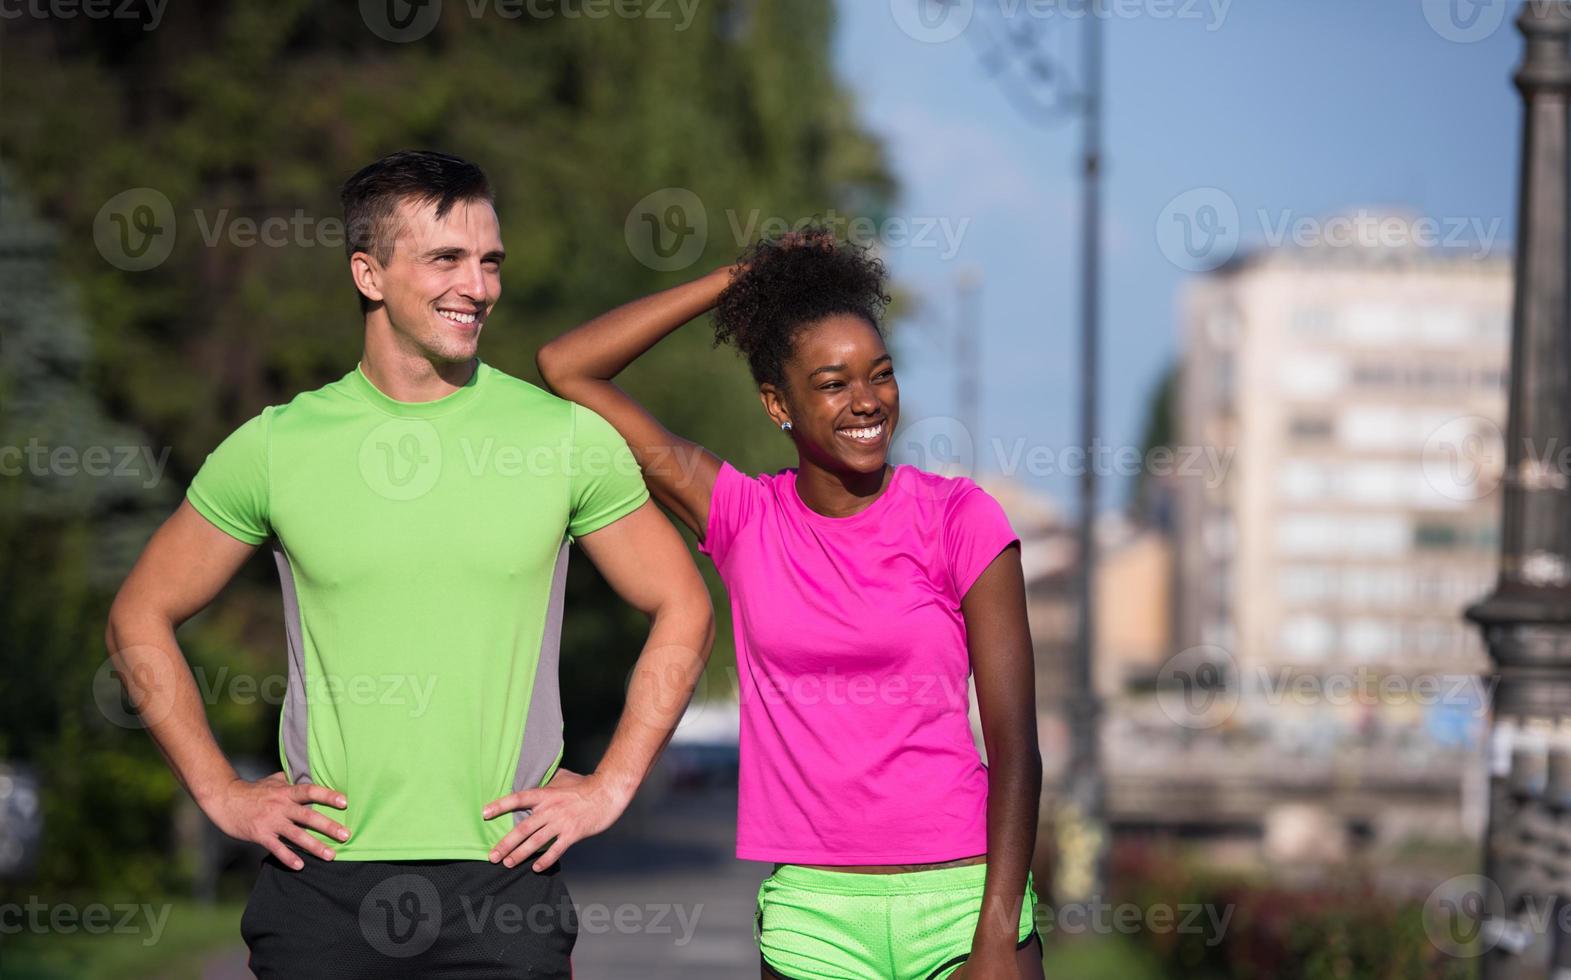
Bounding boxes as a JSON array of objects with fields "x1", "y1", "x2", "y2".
[{"x1": 206, "y1": 772, "x2": 350, "y2": 870}]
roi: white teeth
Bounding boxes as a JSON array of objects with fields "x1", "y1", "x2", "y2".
[
  {"x1": 438, "y1": 310, "x2": 478, "y2": 324},
  {"x1": 841, "y1": 423, "x2": 885, "y2": 442}
]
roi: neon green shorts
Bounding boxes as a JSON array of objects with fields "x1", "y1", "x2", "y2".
[{"x1": 754, "y1": 863, "x2": 1041, "y2": 979}]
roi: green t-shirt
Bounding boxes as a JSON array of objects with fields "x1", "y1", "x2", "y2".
[{"x1": 186, "y1": 360, "x2": 649, "y2": 860}]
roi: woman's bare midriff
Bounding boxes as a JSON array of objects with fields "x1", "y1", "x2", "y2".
[{"x1": 773, "y1": 853, "x2": 986, "y2": 875}]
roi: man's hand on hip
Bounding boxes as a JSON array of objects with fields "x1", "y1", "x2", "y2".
[
  {"x1": 207, "y1": 772, "x2": 350, "y2": 870},
  {"x1": 482, "y1": 768, "x2": 628, "y2": 872}
]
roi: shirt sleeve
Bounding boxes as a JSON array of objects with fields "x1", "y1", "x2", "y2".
[
  {"x1": 186, "y1": 409, "x2": 272, "y2": 545},
  {"x1": 697, "y1": 460, "x2": 761, "y2": 569},
  {"x1": 943, "y1": 481, "x2": 1020, "y2": 600},
  {"x1": 566, "y1": 402, "x2": 651, "y2": 538}
]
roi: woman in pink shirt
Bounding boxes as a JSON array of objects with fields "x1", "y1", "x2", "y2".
[{"x1": 536, "y1": 229, "x2": 1043, "y2": 979}]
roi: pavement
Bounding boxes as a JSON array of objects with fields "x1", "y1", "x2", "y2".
[{"x1": 558, "y1": 779, "x2": 768, "y2": 978}]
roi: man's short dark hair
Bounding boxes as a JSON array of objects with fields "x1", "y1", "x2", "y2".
[{"x1": 339, "y1": 150, "x2": 495, "y2": 309}]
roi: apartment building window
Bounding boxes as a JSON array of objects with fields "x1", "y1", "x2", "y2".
[
  {"x1": 1346, "y1": 304, "x2": 1406, "y2": 347},
  {"x1": 1352, "y1": 364, "x2": 1397, "y2": 388},
  {"x1": 1279, "y1": 513, "x2": 1409, "y2": 558},
  {"x1": 1344, "y1": 617, "x2": 1399, "y2": 661},
  {"x1": 1414, "y1": 522, "x2": 1461, "y2": 549},
  {"x1": 1408, "y1": 620, "x2": 1459, "y2": 659},
  {"x1": 1349, "y1": 361, "x2": 1492, "y2": 394},
  {"x1": 1291, "y1": 306, "x2": 1336, "y2": 341},
  {"x1": 1419, "y1": 309, "x2": 1469, "y2": 347},
  {"x1": 1345, "y1": 515, "x2": 1411, "y2": 556},
  {"x1": 1280, "y1": 353, "x2": 1345, "y2": 398},
  {"x1": 1474, "y1": 310, "x2": 1508, "y2": 346},
  {"x1": 1414, "y1": 522, "x2": 1497, "y2": 551},
  {"x1": 1278, "y1": 459, "x2": 1327, "y2": 501},
  {"x1": 1280, "y1": 614, "x2": 1334, "y2": 660},
  {"x1": 1341, "y1": 567, "x2": 1408, "y2": 607},
  {"x1": 1203, "y1": 513, "x2": 1236, "y2": 557},
  {"x1": 1202, "y1": 619, "x2": 1235, "y2": 651},
  {"x1": 1280, "y1": 564, "x2": 1336, "y2": 603},
  {"x1": 1288, "y1": 415, "x2": 1334, "y2": 441},
  {"x1": 1207, "y1": 309, "x2": 1240, "y2": 348}
]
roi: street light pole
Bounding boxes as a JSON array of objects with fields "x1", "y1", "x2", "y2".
[
  {"x1": 957, "y1": 0, "x2": 1109, "y2": 905},
  {"x1": 1466, "y1": 3, "x2": 1571, "y2": 978},
  {"x1": 1057, "y1": 0, "x2": 1109, "y2": 908},
  {"x1": 956, "y1": 267, "x2": 982, "y2": 443}
]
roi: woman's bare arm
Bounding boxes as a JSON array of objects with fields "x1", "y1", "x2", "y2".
[
  {"x1": 536, "y1": 267, "x2": 735, "y2": 538},
  {"x1": 960, "y1": 543, "x2": 1044, "y2": 974}
]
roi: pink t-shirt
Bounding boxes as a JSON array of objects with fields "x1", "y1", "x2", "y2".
[{"x1": 699, "y1": 461, "x2": 1020, "y2": 864}]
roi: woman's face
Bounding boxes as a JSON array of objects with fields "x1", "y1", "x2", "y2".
[{"x1": 763, "y1": 314, "x2": 899, "y2": 476}]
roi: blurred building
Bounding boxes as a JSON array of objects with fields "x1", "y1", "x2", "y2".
[
  {"x1": 981, "y1": 479, "x2": 1178, "y2": 823},
  {"x1": 1093, "y1": 517, "x2": 1174, "y2": 696},
  {"x1": 975, "y1": 478, "x2": 1076, "y2": 781},
  {"x1": 1168, "y1": 220, "x2": 1509, "y2": 858}
]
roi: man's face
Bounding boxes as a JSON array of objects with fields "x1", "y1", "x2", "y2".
[{"x1": 367, "y1": 197, "x2": 504, "y2": 363}]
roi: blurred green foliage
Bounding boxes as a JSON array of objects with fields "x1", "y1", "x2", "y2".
[
  {"x1": 0, "y1": 0, "x2": 893, "y2": 895},
  {"x1": 1109, "y1": 841, "x2": 1478, "y2": 980}
]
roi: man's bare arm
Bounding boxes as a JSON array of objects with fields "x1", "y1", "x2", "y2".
[
  {"x1": 482, "y1": 499, "x2": 715, "y2": 870},
  {"x1": 106, "y1": 501, "x2": 350, "y2": 870}
]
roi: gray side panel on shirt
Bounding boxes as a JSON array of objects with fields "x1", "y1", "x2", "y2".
[
  {"x1": 512, "y1": 539, "x2": 570, "y2": 825},
  {"x1": 271, "y1": 541, "x2": 313, "y2": 785}
]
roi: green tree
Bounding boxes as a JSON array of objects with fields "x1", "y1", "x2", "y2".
[{"x1": 0, "y1": 0, "x2": 895, "y2": 893}]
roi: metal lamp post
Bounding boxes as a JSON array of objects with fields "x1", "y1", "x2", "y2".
[
  {"x1": 943, "y1": 0, "x2": 1108, "y2": 907},
  {"x1": 1467, "y1": 3, "x2": 1571, "y2": 978}
]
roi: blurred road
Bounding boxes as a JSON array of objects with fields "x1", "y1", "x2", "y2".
[{"x1": 564, "y1": 778, "x2": 766, "y2": 978}]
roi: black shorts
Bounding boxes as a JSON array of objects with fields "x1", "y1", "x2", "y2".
[{"x1": 240, "y1": 844, "x2": 577, "y2": 979}]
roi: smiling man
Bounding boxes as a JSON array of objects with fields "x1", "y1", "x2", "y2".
[{"x1": 104, "y1": 150, "x2": 714, "y2": 977}]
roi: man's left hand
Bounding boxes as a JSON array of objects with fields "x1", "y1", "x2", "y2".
[{"x1": 482, "y1": 768, "x2": 628, "y2": 871}]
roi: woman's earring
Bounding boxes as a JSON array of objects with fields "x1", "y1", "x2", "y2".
[{"x1": 780, "y1": 421, "x2": 793, "y2": 433}]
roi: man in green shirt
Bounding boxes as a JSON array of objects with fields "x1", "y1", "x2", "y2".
[{"x1": 104, "y1": 150, "x2": 714, "y2": 977}]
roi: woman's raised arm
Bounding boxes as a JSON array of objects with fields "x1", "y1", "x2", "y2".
[{"x1": 536, "y1": 265, "x2": 733, "y2": 538}]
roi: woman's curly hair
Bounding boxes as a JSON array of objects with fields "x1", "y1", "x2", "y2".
[{"x1": 713, "y1": 226, "x2": 891, "y2": 388}]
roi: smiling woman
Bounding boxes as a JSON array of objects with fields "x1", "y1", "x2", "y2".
[{"x1": 536, "y1": 226, "x2": 1046, "y2": 979}]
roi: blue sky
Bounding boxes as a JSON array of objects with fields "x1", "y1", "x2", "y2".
[{"x1": 832, "y1": 0, "x2": 1522, "y2": 514}]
